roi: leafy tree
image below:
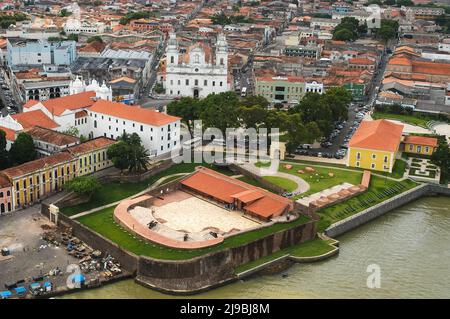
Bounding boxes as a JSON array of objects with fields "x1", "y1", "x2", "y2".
[
  {"x1": 384, "y1": 0, "x2": 396, "y2": 5},
  {"x1": 65, "y1": 176, "x2": 101, "y2": 197},
  {"x1": 107, "y1": 142, "x2": 129, "y2": 172},
  {"x1": 62, "y1": 126, "x2": 80, "y2": 137},
  {"x1": 376, "y1": 19, "x2": 399, "y2": 43},
  {"x1": 239, "y1": 95, "x2": 269, "y2": 108},
  {"x1": 238, "y1": 105, "x2": 267, "y2": 129},
  {"x1": 87, "y1": 35, "x2": 103, "y2": 43},
  {"x1": 396, "y1": 0, "x2": 413, "y2": 6},
  {"x1": 67, "y1": 34, "x2": 79, "y2": 42},
  {"x1": 154, "y1": 83, "x2": 165, "y2": 94},
  {"x1": 167, "y1": 97, "x2": 202, "y2": 135},
  {"x1": 0, "y1": 129, "x2": 11, "y2": 169},
  {"x1": 199, "y1": 92, "x2": 240, "y2": 135},
  {"x1": 431, "y1": 140, "x2": 450, "y2": 183},
  {"x1": 333, "y1": 28, "x2": 355, "y2": 41},
  {"x1": 9, "y1": 133, "x2": 37, "y2": 165},
  {"x1": 107, "y1": 133, "x2": 149, "y2": 173},
  {"x1": 59, "y1": 9, "x2": 72, "y2": 17},
  {"x1": 321, "y1": 87, "x2": 352, "y2": 121}
]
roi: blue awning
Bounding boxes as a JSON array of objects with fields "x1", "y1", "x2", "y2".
[
  {"x1": 14, "y1": 286, "x2": 26, "y2": 294},
  {"x1": 0, "y1": 291, "x2": 12, "y2": 298},
  {"x1": 30, "y1": 283, "x2": 40, "y2": 289},
  {"x1": 73, "y1": 274, "x2": 85, "y2": 283}
]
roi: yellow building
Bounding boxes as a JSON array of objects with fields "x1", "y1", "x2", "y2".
[
  {"x1": 347, "y1": 120, "x2": 404, "y2": 173},
  {"x1": 1, "y1": 152, "x2": 77, "y2": 210},
  {"x1": 404, "y1": 135, "x2": 438, "y2": 156},
  {"x1": 66, "y1": 137, "x2": 116, "y2": 176},
  {"x1": 0, "y1": 137, "x2": 116, "y2": 212}
]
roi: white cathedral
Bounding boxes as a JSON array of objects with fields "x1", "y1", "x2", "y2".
[
  {"x1": 164, "y1": 32, "x2": 230, "y2": 99},
  {"x1": 69, "y1": 76, "x2": 113, "y2": 101}
]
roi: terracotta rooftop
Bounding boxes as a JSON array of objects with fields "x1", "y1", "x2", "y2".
[
  {"x1": 181, "y1": 167, "x2": 293, "y2": 219},
  {"x1": 349, "y1": 119, "x2": 404, "y2": 152},
  {"x1": 22, "y1": 126, "x2": 79, "y2": 146},
  {"x1": 404, "y1": 135, "x2": 438, "y2": 147},
  {"x1": 24, "y1": 91, "x2": 97, "y2": 116},
  {"x1": 0, "y1": 173, "x2": 12, "y2": 188},
  {"x1": 88, "y1": 100, "x2": 180, "y2": 126},
  {"x1": 0, "y1": 126, "x2": 16, "y2": 142},
  {"x1": 12, "y1": 110, "x2": 59, "y2": 130},
  {"x1": 0, "y1": 152, "x2": 74, "y2": 178},
  {"x1": 66, "y1": 137, "x2": 116, "y2": 155}
]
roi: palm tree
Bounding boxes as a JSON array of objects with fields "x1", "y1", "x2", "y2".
[{"x1": 128, "y1": 144, "x2": 149, "y2": 173}]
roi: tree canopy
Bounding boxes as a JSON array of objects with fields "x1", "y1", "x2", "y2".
[
  {"x1": 9, "y1": 133, "x2": 37, "y2": 166},
  {"x1": 107, "y1": 133, "x2": 149, "y2": 173},
  {"x1": 65, "y1": 176, "x2": 101, "y2": 197},
  {"x1": 431, "y1": 140, "x2": 450, "y2": 184},
  {"x1": 0, "y1": 129, "x2": 10, "y2": 169}
]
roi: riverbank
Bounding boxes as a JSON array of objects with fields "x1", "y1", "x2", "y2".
[{"x1": 61, "y1": 196, "x2": 450, "y2": 298}]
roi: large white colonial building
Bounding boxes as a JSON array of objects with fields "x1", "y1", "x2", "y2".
[
  {"x1": 0, "y1": 85, "x2": 180, "y2": 157},
  {"x1": 164, "y1": 33, "x2": 230, "y2": 98}
]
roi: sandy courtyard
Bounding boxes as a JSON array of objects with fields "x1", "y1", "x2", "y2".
[{"x1": 133, "y1": 191, "x2": 260, "y2": 233}]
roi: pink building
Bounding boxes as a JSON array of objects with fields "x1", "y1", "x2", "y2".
[{"x1": 0, "y1": 174, "x2": 12, "y2": 214}]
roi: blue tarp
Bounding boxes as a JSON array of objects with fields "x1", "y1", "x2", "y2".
[
  {"x1": 73, "y1": 274, "x2": 85, "y2": 283},
  {"x1": 30, "y1": 283, "x2": 40, "y2": 289},
  {"x1": 44, "y1": 282, "x2": 51, "y2": 288},
  {"x1": 14, "y1": 286, "x2": 26, "y2": 294},
  {"x1": 0, "y1": 291, "x2": 12, "y2": 298}
]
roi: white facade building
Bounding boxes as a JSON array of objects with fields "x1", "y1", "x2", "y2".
[
  {"x1": 88, "y1": 100, "x2": 180, "y2": 156},
  {"x1": 165, "y1": 32, "x2": 229, "y2": 98}
]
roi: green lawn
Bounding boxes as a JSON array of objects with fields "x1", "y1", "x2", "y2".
[
  {"x1": 315, "y1": 177, "x2": 418, "y2": 232},
  {"x1": 76, "y1": 207, "x2": 310, "y2": 260},
  {"x1": 237, "y1": 175, "x2": 278, "y2": 194},
  {"x1": 277, "y1": 163, "x2": 363, "y2": 198},
  {"x1": 234, "y1": 238, "x2": 336, "y2": 274},
  {"x1": 372, "y1": 111, "x2": 431, "y2": 128},
  {"x1": 61, "y1": 162, "x2": 233, "y2": 216},
  {"x1": 390, "y1": 159, "x2": 407, "y2": 179},
  {"x1": 262, "y1": 176, "x2": 298, "y2": 192}
]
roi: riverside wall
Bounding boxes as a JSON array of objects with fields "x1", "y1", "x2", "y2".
[{"x1": 325, "y1": 184, "x2": 450, "y2": 238}]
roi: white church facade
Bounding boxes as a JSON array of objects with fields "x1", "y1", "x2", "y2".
[{"x1": 164, "y1": 33, "x2": 230, "y2": 99}]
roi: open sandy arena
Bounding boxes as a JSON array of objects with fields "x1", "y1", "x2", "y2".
[{"x1": 131, "y1": 190, "x2": 260, "y2": 234}]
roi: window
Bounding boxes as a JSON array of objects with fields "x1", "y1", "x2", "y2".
[
  {"x1": 204, "y1": 79, "x2": 207, "y2": 86},
  {"x1": 384, "y1": 156, "x2": 388, "y2": 163},
  {"x1": 417, "y1": 146, "x2": 422, "y2": 153},
  {"x1": 372, "y1": 154, "x2": 376, "y2": 159},
  {"x1": 356, "y1": 161, "x2": 360, "y2": 167},
  {"x1": 140, "y1": 125, "x2": 143, "y2": 132},
  {"x1": 186, "y1": 79, "x2": 189, "y2": 85},
  {"x1": 425, "y1": 146, "x2": 429, "y2": 153},
  {"x1": 94, "y1": 120, "x2": 97, "y2": 128},
  {"x1": 371, "y1": 163, "x2": 375, "y2": 169},
  {"x1": 170, "y1": 56, "x2": 174, "y2": 63},
  {"x1": 356, "y1": 152, "x2": 361, "y2": 160},
  {"x1": 195, "y1": 79, "x2": 198, "y2": 86},
  {"x1": 409, "y1": 144, "x2": 413, "y2": 151},
  {"x1": 220, "y1": 58, "x2": 224, "y2": 65},
  {"x1": 212, "y1": 81, "x2": 215, "y2": 86}
]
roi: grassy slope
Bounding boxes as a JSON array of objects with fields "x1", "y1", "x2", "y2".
[
  {"x1": 262, "y1": 176, "x2": 298, "y2": 192},
  {"x1": 315, "y1": 177, "x2": 418, "y2": 232}
]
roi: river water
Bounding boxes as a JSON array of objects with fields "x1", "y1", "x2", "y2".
[{"x1": 63, "y1": 196, "x2": 450, "y2": 299}]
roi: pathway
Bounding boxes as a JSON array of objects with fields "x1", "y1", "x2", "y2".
[{"x1": 241, "y1": 163, "x2": 310, "y2": 194}]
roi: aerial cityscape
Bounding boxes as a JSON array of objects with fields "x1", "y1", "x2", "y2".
[{"x1": 0, "y1": 0, "x2": 449, "y2": 304}]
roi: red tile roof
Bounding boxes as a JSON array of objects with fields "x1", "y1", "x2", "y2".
[
  {"x1": 0, "y1": 152, "x2": 74, "y2": 178},
  {"x1": 25, "y1": 92, "x2": 97, "y2": 116},
  {"x1": 349, "y1": 120, "x2": 404, "y2": 152},
  {"x1": 0, "y1": 126, "x2": 16, "y2": 142},
  {"x1": 0, "y1": 173, "x2": 12, "y2": 188},
  {"x1": 181, "y1": 167, "x2": 293, "y2": 219},
  {"x1": 404, "y1": 135, "x2": 438, "y2": 147},
  {"x1": 66, "y1": 137, "x2": 116, "y2": 155},
  {"x1": 88, "y1": 100, "x2": 180, "y2": 126},
  {"x1": 12, "y1": 110, "x2": 59, "y2": 130}
]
